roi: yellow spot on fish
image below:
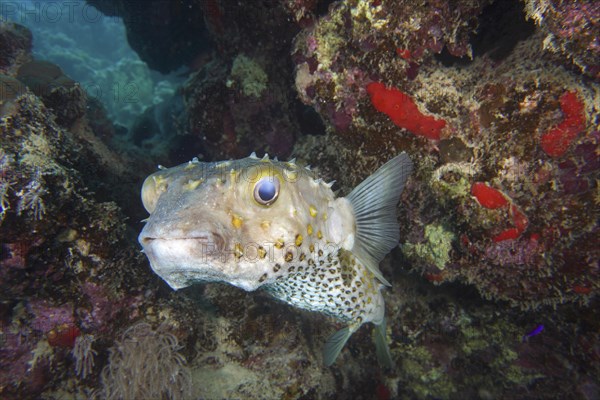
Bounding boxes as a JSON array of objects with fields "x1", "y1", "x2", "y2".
[
  {"x1": 307, "y1": 224, "x2": 313, "y2": 236},
  {"x1": 317, "y1": 230, "x2": 323, "y2": 239},
  {"x1": 258, "y1": 246, "x2": 267, "y2": 259},
  {"x1": 309, "y1": 244, "x2": 315, "y2": 253},
  {"x1": 285, "y1": 252, "x2": 293, "y2": 262},
  {"x1": 231, "y1": 214, "x2": 243, "y2": 229},
  {"x1": 261, "y1": 221, "x2": 271, "y2": 230},
  {"x1": 283, "y1": 169, "x2": 298, "y2": 181},
  {"x1": 295, "y1": 234, "x2": 303, "y2": 247},
  {"x1": 234, "y1": 243, "x2": 243, "y2": 260},
  {"x1": 322, "y1": 212, "x2": 328, "y2": 221},
  {"x1": 183, "y1": 179, "x2": 203, "y2": 191},
  {"x1": 309, "y1": 205, "x2": 317, "y2": 217},
  {"x1": 153, "y1": 174, "x2": 168, "y2": 189},
  {"x1": 275, "y1": 238, "x2": 284, "y2": 249}
]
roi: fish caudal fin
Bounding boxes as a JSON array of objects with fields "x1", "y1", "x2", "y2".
[
  {"x1": 373, "y1": 318, "x2": 394, "y2": 369},
  {"x1": 346, "y1": 153, "x2": 413, "y2": 285},
  {"x1": 323, "y1": 326, "x2": 353, "y2": 366}
]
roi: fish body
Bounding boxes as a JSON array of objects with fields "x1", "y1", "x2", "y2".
[{"x1": 138, "y1": 153, "x2": 413, "y2": 366}]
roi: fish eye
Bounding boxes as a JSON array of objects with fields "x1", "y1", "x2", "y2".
[
  {"x1": 141, "y1": 175, "x2": 161, "y2": 213},
  {"x1": 253, "y1": 177, "x2": 280, "y2": 206}
]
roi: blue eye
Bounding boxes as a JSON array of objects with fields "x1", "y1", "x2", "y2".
[{"x1": 254, "y1": 177, "x2": 280, "y2": 205}]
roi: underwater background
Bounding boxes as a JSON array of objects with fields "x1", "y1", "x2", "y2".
[{"x1": 0, "y1": 0, "x2": 598, "y2": 398}]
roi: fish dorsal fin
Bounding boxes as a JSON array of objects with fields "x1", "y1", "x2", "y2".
[{"x1": 346, "y1": 153, "x2": 413, "y2": 286}]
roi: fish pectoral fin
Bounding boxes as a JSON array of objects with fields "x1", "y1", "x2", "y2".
[
  {"x1": 346, "y1": 153, "x2": 413, "y2": 286},
  {"x1": 373, "y1": 318, "x2": 394, "y2": 369},
  {"x1": 323, "y1": 326, "x2": 353, "y2": 366}
]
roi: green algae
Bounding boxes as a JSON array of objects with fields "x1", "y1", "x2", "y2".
[
  {"x1": 229, "y1": 55, "x2": 268, "y2": 98},
  {"x1": 430, "y1": 161, "x2": 477, "y2": 205},
  {"x1": 398, "y1": 345, "x2": 455, "y2": 399},
  {"x1": 403, "y1": 224, "x2": 456, "y2": 270}
]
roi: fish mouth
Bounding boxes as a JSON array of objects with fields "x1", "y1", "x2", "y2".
[
  {"x1": 140, "y1": 232, "x2": 225, "y2": 253},
  {"x1": 138, "y1": 231, "x2": 228, "y2": 290},
  {"x1": 138, "y1": 230, "x2": 227, "y2": 266}
]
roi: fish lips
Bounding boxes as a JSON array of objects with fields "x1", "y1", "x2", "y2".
[{"x1": 139, "y1": 229, "x2": 226, "y2": 290}]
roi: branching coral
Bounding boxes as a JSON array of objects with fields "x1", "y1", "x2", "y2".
[{"x1": 99, "y1": 322, "x2": 191, "y2": 400}]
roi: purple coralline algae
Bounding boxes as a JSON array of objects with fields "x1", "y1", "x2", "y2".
[{"x1": 523, "y1": 0, "x2": 600, "y2": 79}]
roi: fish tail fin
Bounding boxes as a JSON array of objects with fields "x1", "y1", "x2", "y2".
[
  {"x1": 347, "y1": 153, "x2": 413, "y2": 285},
  {"x1": 323, "y1": 326, "x2": 353, "y2": 366},
  {"x1": 373, "y1": 317, "x2": 394, "y2": 369}
]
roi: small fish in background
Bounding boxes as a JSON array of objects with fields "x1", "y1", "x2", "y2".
[
  {"x1": 522, "y1": 324, "x2": 544, "y2": 342},
  {"x1": 138, "y1": 152, "x2": 413, "y2": 367}
]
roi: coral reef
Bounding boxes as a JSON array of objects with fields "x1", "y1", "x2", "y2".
[
  {"x1": 16, "y1": 60, "x2": 87, "y2": 127},
  {"x1": 0, "y1": 20, "x2": 32, "y2": 74},
  {"x1": 98, "y1": 322, "x2": 191, "y2": 400},
  {"x1": 0, "y1": 21, "x2": 154, "y2": 399},
  {"x1": 290, "y1": 0, "x2": 599, "y2": 308},
  {"x1": 178, "y1": 0, "x2": 317, "y2": 160},
  {"x1": 292, "y1": 0, "x2": 491, "y2": 142},
  {"x1": 523, "y1": 0, "x2": 600, "y2": 79}
]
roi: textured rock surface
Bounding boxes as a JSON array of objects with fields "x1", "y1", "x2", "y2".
[
  {"x1": 523, "y1": 0, "x2": 600, "y2": 79},
  {"x1": 86, "y1": 0, "x2": 212, "y2": 74}
]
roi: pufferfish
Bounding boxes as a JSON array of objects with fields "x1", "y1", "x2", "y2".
[{"x1": 138, "y1": 152, "x2": 413, "y2": 367}]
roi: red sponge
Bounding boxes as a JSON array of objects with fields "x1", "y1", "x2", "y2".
[
  {"x1": 540, "y1": 91, "x2": 586, "y2": 158},
  {"x1": 367, "y1": 82, "x2": 446, "y2": 140}
]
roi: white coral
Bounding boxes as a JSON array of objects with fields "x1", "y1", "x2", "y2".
[{"x1": 17, "y1": 173, "x2": 47, "y2": 220}]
